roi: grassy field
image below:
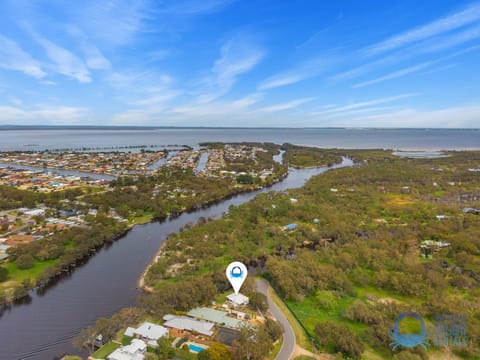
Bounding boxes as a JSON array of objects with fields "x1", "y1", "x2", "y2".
[
  {"x1": 2, "y1": 258, "x2": 57, "y2": 287},
  {"x1": 91, "y1": 342, "x2": 119, "y2": 359},
  {"x1": 286, "y1": 292, "x2": 367, "y2": 335},
  {"x1": 128, "y1": 212, "x2": 154, "y2": 225},
  {"x1": 267, "y1": 286, "x2": 313, "y2": 351}
]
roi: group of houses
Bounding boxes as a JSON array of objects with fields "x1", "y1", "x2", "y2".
[
  {"x1": 100, "y1": 293, "x2": 250, "y2": 360},
  {"x1": 0, "y1": 204, "x2": 123, "y2": 256},
  {"x1": 166, "y1": 145, "x2": 276, "y2": 181},
  {"x1": 0, "y1": 166, "x2": 108, "y2": 192},
  {"x1": 0, "y1": 151, "x2": 166, "y2": 177}
]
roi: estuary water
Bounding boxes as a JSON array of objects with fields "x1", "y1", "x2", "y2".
[{"x1": 0, "y1": 128, "x2": 479, "y2": 151}]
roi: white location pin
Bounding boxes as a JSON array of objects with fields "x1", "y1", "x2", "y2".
[{"x1": 226, "y1": 261, "x2": 248, "y2": 294}]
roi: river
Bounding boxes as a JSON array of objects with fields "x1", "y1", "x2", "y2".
[{"x1": 0, "y1": 157, "x2": 353, "y2": 360}]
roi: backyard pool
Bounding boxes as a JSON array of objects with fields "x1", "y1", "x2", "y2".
[{"x1": 188, "y1": 343, "x2": 207, "y2": 353}]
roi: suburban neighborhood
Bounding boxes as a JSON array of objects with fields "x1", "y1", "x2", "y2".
[{"x1": 87, "y1": 291, "x2": 274, "y2": 360}]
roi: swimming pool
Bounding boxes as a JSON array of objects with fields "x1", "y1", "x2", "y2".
[{"x1": 188, "y1": 343, "x2": 206, "y2": 353}]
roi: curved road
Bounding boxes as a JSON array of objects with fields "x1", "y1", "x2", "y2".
[{"x1": 255, "y1": 279, "x2": 296, "y2": 360}]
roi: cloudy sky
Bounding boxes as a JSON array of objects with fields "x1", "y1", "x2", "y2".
[{"x1": 1, "y1": 0, "x2": 480, "y2": 127}]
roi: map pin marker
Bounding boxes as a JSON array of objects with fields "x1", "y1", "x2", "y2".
[{"x1": 226, "y1": 261, "x2": 247, "y2": 294}]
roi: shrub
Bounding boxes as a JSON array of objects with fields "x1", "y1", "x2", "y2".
[{"x1": 16, "y1": 254, "x2": 34, "y2": 270}]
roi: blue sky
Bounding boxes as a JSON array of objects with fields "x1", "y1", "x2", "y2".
[{"x1": 1, "y1": 0, "x2": 480, "y2": 127}]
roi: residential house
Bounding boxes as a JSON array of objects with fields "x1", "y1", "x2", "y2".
[
  {"x1": 23, "y1": 208, "x2": 46, "y2": 217},
  {"x1": 107, "y1": 339, "x2": 147, "y2": 360},
  {"x1": 226, "y1": 293, "x2": 249, "y2": 308},
  {"x1": 0, "y1": 253, "x2": 9, "y2": 263},
  {"x1": 162, "y1": 314, "x2": 214, "y2": 337},
  {"x1": 123, "y1": 322, "x2": 168, "y2": 348},
  {"x1": 0, "y1": 244, "x2": 10, "y2": 252},
  {"x1": 187, "y1": 308, "x2": 242, "y2": 329},
  {"x1": 5, "y1": 234, "x2": 39, "y2": 246}
]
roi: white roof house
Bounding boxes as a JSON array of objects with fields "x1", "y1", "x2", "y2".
[
  {"x1": 107, "y1": 339, "x2": 146, "y2": 360},
  {"x1": 132, "y1": 322, "x2": 169, "y2": 341},
  {"x1": 124, "y1": 327, "x2": 136, "y2": 337},
  {"x1": 24, "y1": 208, "x2": 46, "y2": 217},
  {"x1": 226, "y1": 293, "x2": 249, "y2": 307},
  {"x1": 162, "y1": 314, "x2": 215, "y2": 336}
]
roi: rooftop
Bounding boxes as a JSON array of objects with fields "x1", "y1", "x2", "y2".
[
  {"x1": 125, "y1": 322, "x2": 168, "y2": 341},
  {"x1": 187, "y1": 307, "x2": 242, "y2": 328},
  {"x1": 162, "y1": 314, "x2": 214, "y2": 336},
  {"x1": 107, "y1": 339, "x2": 146, "y2": 360},
  {"x1": 226, "y1": 293, "x2": 249, "y2": 306}
]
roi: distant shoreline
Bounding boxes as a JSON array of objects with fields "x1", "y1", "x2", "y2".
[{"x1": 1, "y1": 125, "x2": 480, "y2": 130}]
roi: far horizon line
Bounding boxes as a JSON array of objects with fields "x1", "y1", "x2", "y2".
[{"x1": 1, "y1": 125, "x2": 479, "y2": 130}]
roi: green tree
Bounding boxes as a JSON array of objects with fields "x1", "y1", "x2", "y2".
[
  {"x1": 155, "y1": 337, "x2": 175, "y2": 359},
  {"x1": 314, "y1": 321, "x2": 364, "y2": 359},
  {"x1": 248, "y1": 291, "x2": 268, "y2": 313},
  {"x1": 265, "y1": 318, "x2": 283, "y2": 342},
  {"x1": 236, "y1": 174, "x2": 254, "y2": 184},
  {"x1": 198, "y1": 343, "x2": 232, "y2": 360},
  {"x1": 234, "y1": 325, "x2": 272, "y2": 360},
  {"x1": 0, "y1": 267, "x2": 8, "y2": 282},
  {"x1": 144, "y1": 353, "x2": 159, "y2": 360},
  {"x1": 16, "y1": 254, "x2": 34, "y2": 270}
]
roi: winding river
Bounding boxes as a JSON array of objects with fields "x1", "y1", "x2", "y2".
[{"x1": 0, "y1": 156, "x2": 353, "y2": 360}]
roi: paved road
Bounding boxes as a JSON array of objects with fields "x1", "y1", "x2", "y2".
[{"x1": 255, "y1": 279, "x2": 296, "y2": 360}]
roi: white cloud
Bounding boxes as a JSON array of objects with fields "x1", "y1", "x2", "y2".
[
  {"x1": 334, "y1": 105, "x2": 480, "y2": 128},
  {"x1": 419, "y1": 23, "x2": 480, "y2": 53},
  {"x1": 0, "y1": 35, "x2": 47, "y2": 78},
  {"x1": 331, "y1": 52, "x2": 404, "y2": 82},
  {"x1": 7, "y1": 96, "x2": 23, "y2": 106},
  {"x1": 231, "y1": 93, "x2": 264, "y2": 108},
  {"x1": 82, "y1": 0, "x2": 151, "y2": 46},
  {"x1": 258, "y1": 74, "x2": 306, "y2": 90},
  {"x1": 159, "y1": 0, "x2": 236, "y2": 15},
  {"x1": 352, "y1": 62, "x2": 432, "y2": 88},
  {"x1": 106, "y1": 71, "x2": 172, "y2": 90},
  {"x1": 157, "y1": 93, "x2": 263, "y2": 125},
  {"x1": 196, "y1": 34, "x2": 265, "y2": 103},
  {"x1": 258, "y1": 98, "x2": 314, "y2": 112},
  {"x1": 364, "y1": 2, "x2": 480, "y2": 56},
  {"x1": 133, "y1": 93, "x2": 179, "y2": 107},
  {"x1": 111, "y1": 110, "x2": 153, "y2": 125},
  {"x1": 23, "y1": 24, "x2": 91, "y2": 83},
  {"x1": 317, "y1": 93, "x2": 419, "y2": 113},
  {"x1": 258, "y1": 54, "x2": 338, "y2": 90},
  {"x1": 0, "y1": 105, "x2": 88, "y2": 124},
  {"x1": 67, "y1": 26, "x2": 111, "y2": 70}
]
